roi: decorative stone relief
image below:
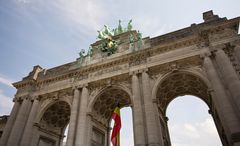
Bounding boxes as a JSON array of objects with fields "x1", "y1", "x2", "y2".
[
  {"x1": 129, "y1": 53, "x2": 149, "y2": 67},
  {"x1": 91, "y1": 88, "x2": 131, "y2": 126},
  {"x1": 89, "y1": 64, "x2": 128, "y2": 78},
  {"x1": 149, "y1": 56, "x2": 203, "y2": 78},
  {"x1": 223, "y1": 43, "x2": 240, "y2": 78},
  {"x1": 39, "y1": 101, "x2": 70, "y2": 135},
  {"x1": 156, "y1": 73, "x2": 209, "y2": 114}
]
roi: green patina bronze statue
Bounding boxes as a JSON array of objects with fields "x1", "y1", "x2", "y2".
[{"x1": 78, "y1": 20, "x2": 142, "y2": 62}]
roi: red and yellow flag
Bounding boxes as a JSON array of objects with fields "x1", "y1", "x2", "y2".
[{"x1": 111, "y1": 106, "x2": 121, "y2": 146}]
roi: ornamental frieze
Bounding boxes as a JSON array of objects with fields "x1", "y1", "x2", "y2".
[{"x1": 89, "y1": 64, "x2": 128, "y2": 78}]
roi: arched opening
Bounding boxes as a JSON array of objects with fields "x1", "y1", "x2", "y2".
[
  {"x1": 155, "y1": 72, "x2": 227, "y2": 146},
  {"x1": 110, "y1": 107, "x2": 134, "y2": 146},
  {"x1": 38, "y1": 101, "x2": 70, "y2": 146},
  {"x1": 90, "y1": 86, "x2": 133, "y2": 146},
  {"x1": 166, "y1": 95, "x2": 221, "y2": 146}
]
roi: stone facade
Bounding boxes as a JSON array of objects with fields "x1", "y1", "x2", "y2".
[{"x1": 1, "y1": 10, "x2": 240, "y2": 146}]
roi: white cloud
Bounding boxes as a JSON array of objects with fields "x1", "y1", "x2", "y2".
[
  {"x1": 170, "y1": 117, "x2": 221, "y2": 146},
  {"x1": 197, "y1": 118, "x2": 218, "y2": 136},
  {"x1": 133, "y1": 15, "x2": 172, "y2": 37},
  {"x1": 50, "y1": 0, "x2": 108, "y2": 34},
  {"x1": 17, "y1": 0, "x2": 30, "y2": 3},
  {"x1": 183, "y1": 123, "x2": 200, "y2": 138},
  {"x1": 0, "y1": 74, "x2": 15, "y2": 87},
  {"x1": 0, "y1": 90, "x2": 13, "y2": 116}
]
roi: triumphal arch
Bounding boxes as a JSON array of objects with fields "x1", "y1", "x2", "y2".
[{"x1": 1, "y1": 10, "x2": 240, "y2": 146}]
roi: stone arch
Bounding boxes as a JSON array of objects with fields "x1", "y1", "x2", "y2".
[
  {"x1": 152, "y1": 68, "x2": 211, "y2": 101},
  {"x1": 33, "y1": 99, "x2": 71, "y2": 146},
  {"x1": 88, "y1": 83, "x2": 133, "y2": 115},
  {"x1": 154, "y1": 70, "x2": 227, "y2": 146},
  {"x1": 90, "y1": 84, "x2": 132, "y2": 125},
  {"x1": 36, "y1": 96, "x2": 72, "y2": 123},
  {"x1": 88, "y1": 84, "x2": 132, "y2": 146},
  {"x1": 39, "y1": 101, "x2": 70, "y2": 130},
  {"x1": 156, "y1": 71, "x2": 210, "y2": 115}
]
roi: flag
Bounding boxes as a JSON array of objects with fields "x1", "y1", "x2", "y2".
[{"x1": 111, "y1": 106, "x2": 121, "y2": 146}]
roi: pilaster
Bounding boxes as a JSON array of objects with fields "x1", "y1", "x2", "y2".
[
  {"x1": 130, "y1": 71, "x2": 146, "y2": 146},
  {"x1": 234, "y1": 45, "x2": 240, "y2": 63},
  {"x1": 203, "y1": 53, "x2": 240, "y2": 145},
  {"x1": 75, "y1": 84, "x2": 89, "y2": 146},
  {"x1": 66, "y1": 87, "x2": 81, "y2": 146},
  {"x1": 214, "y1": 48, "x2": 240, "y2": 113},
  {"x1": 0, "y1": 99, "x2": 21, "y2": 146},
  {"x1": 141, "y1": 69, "x2": 163, "y2": 146},
  {"x1": 6, "y1": 96, "x2": 32, "y2": 146},
  {"x1": 20, "y1": 96, "x2": 40, "y2": 146}
]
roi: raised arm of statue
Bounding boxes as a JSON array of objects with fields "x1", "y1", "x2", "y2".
[
  {"x1": 88, "y1": 46, "x2": 93, "y2": 57},
  {"x1": 137, "y1": 30, "x2": 142, "y2": 40},
  {"x1": 104, "y1": 25, "x2": 112, "y2": 36},
  {"x1": 137, "y1": 31, "x2": 143, "y2": 49},
  {"x1": 97, "y1": 30, "x2": 104, "y2": 40},
  {"x1": 118, "y1": 20, "x2": 123, "y2": 34},
  {"x1": 127, "y1": 19, "x2": 133, "y2": 31}
]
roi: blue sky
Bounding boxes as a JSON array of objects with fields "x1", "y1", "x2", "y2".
[{"x1": 0, "y1": 0, "x2": 239, "y2": 146}]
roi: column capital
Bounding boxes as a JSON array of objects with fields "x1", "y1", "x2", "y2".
[
  {"x1": 81, "y1": 83, "x2": 88, "y2": 88},
  {"x1": 34, "y1": 95, "x2": 42, "y2": 101},
  {"x1": 20, "y1": 96, "x2": 27, "y2": 101},
  {"x1": 209, "y1": 44, "x2": 225, "y2": 52},
  {"x1": 73, "y1": 83, "x2": 88, "y2": 89},
  {"x1": 215, "y1": 48, "x2": 225, "y2": 53},
  {"x1": 72, "y1": 85, "x2": 79, "y2": 90},
  {"x1": 200, "y1": 51, "x2": 212, "y2": 59},
  {"x1": 139, "y1": 68, "x2": 149, "y2": 74},
  {"x1": 129, "y1": 70, "x2": 139, "y2": 76}
]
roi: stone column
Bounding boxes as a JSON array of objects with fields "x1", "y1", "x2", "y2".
[
  {"x1": 75, "y1": 85, "x2": 89, "y2": 146},
  {"x1": 6, "y1": 98, "x2": 32, "y2": 146},
  {"x1": 234, "y1": 45, "x2": 240, "y2": 62},
  {"x1": 215, "y1": 49, "x2": 240, "y2": 112},
  {"x1": 141, "y1": 70, "x2": 163, "y2": 146},
  {"x1": 203, "y1": 55, "x2": 240, "y2": 144},
  {"x1": 131, "y1": 72, "x2": 146, "y2": 146},
  {"x1": 0, "y1": 100, "x2": 20, "y2": 146},
  {"x1": 19, "y1": 97, "x2": 40, "y2": 146},
  {"x1": 66, "y1": 88, "x2": 80, "y2": 146},
  {"x1": 85, "y1": 114, "x2": 92, "y2": 146}
]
